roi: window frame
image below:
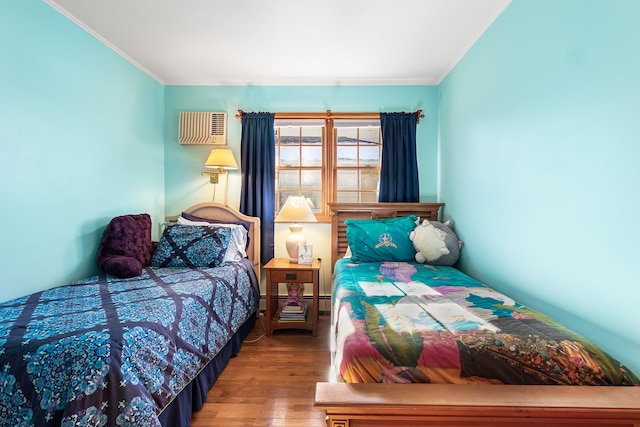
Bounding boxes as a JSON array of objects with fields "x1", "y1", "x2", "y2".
[
  {"x1": 274, "y1": 111, "x2": 382, "y2": 221},
  {"x1": 333, "y1": 123, "x2": 383, "y2": 205},
  {"x1": 274, "y1": 122, "x2": 326, "y2": 219}
]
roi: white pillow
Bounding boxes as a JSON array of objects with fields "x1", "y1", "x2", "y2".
[
  {"x1": 344, "y1": 246, "x2": 353, "y2": 259},
  {"x1": 177, "y1": 216, "x2": 248, "y2": 262}
]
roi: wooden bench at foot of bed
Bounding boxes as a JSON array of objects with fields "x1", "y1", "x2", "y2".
[{"x1": 314, "y1": 383, "x2": 640, "y2": 427}]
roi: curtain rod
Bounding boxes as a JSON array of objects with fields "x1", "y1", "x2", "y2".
[{"x1": 235, "y1": 109, "x2": 425, "y2": 124}]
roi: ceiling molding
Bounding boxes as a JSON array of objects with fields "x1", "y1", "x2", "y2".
[
  {"x1": 45, "y1": 0, "x2": 165, "y2": 84},
  {"x1": 45, "y1": 0, "x2": 511, "y2": 87}
]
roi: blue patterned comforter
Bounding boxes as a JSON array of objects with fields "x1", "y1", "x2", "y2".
[{"x1": 0, "y1": 260, "x2": 259, "y2": 426}]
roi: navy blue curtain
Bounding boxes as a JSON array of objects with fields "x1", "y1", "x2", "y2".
[
  {"x1": 239, "y1": 112, "x2": 275, "y2": 265},
  {"x1": 379, "y1": 112, "x2": 419, "y2": 202}
]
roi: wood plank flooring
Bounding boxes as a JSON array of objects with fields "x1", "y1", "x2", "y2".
[{"x1": 190, "y1": 314, "x2": 331, "y2": 427}]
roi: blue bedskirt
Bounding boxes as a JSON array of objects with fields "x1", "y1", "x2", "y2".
[{"x1": 159, "y1": 313, "x2": 257, "y2": 426}]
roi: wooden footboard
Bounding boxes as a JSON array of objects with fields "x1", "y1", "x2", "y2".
[{"x1": 314, "y1": 383, "x2": 640, "y2": 427}]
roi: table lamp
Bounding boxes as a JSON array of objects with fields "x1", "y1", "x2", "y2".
[{"x1": 274, "y1": 195, "x2": 317, "y2": 263}]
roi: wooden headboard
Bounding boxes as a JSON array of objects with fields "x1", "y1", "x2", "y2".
[
  {"x1": 167, "y1": 202, "x2": 261, "y2": 278},
  {"x1": 328, "y1": 202, "x2": 444, "y2": 271}
]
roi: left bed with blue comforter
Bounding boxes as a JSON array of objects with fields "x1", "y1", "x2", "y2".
[{"x1": 0, "y1": 202, "x2": 261, "y2": 427}]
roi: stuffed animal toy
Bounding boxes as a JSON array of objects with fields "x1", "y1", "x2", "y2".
[
  {"x1": 409, "y1": 219, "x2": 463, "y2": 266},
  {"x1": 285, "y1": 283, "x2": 305, "y2": 306}
]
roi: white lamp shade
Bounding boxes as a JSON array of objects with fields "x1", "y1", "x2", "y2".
[
  {"x1": 204, "y1": 148, "x2": 238, "y2": 170},
  {"x1": 275, "y1": 196, "x2": 317, "y2": 263},
  {"x1": 274, "y1": 196, "x2": 317, "y2": 223}
]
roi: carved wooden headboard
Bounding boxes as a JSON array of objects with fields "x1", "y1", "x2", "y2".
[{"x1": 328, "y1": 202, "x2": 444, "y2": 271}]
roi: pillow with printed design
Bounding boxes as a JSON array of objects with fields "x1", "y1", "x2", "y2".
[
  {"x1": 177, "y1": 215, "x2": 248, "y2": 262},
  {"x1": 345, "y1": 215, "x2": 418, "y2": 263},
  {"x1": 150, "y1": 224, "x2": 232, "y2": 268}
]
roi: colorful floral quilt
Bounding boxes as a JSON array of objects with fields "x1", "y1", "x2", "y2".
[
  {"x1": 332, "y1": 259, "x2": 638, "y2": 386},
  {"x1": 0, "y1": 260, "x2": 259, "y2": 426}
]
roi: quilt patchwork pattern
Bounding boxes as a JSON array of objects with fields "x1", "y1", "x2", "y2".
[
  {"x1": 332, "y1": 259, "x2": 639, "y2": 386},
  {"x1": 0, "y1": 260, "x2": 259, "y2": 426}
]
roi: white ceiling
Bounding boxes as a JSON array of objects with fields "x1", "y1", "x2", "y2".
[{"x1": 46, "y1": 0, "x2": 511, "y2": 86}]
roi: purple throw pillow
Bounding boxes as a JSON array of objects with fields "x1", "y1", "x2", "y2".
[
  {"x1": 100, "y1": 255, "x2": 143, "y2": 278},
  {"x1": 96, "y1": 213, "x2": 153, "y2": 278}
]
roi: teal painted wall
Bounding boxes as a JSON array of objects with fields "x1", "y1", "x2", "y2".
[
  {"x1": 0, "y1": 0, "x2": 165, "y2": 302},
  {"x1": 440, "y1": 0, "x2": 640, "y2": 374},
  {"x1": 164, "y1": 85, "x2": 439, "y2": 213},
  {"x1": 5, "y1": 0, "x2": 636, "y2": 377},
  {"x1": 164, "y1": 86, "x2": 439, "y2": 297}
]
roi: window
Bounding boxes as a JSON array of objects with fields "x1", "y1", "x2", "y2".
[
  {"x1": 275, "y1": 119, "x2": 325, "y2": 216},
  {"x1": 274, "y1": 113, "x2": 382, "y2": 219},
  {"x1": 333, "y1": 119, "x2": 382, "y2": 204}
]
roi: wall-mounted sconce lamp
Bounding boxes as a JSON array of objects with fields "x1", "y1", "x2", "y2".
[{"x1": 202, "y1": 148, "x2": 238, "y2": 184}]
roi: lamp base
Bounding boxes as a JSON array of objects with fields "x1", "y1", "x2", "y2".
[{"x1": 285, "y1": 224, "x2": 305, "y2": 263}]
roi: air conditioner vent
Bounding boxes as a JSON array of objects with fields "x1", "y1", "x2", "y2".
[{"x1": 179, "y1": 112, "x2": 227, "y2": 145}]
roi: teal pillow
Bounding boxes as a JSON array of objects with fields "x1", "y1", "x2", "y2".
[{"x1": 345, "y1": 215, "x2": 418, "y2": 262}]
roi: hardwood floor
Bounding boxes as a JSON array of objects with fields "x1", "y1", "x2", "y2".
[{"x1": 190, "y1": 313, "x2": 332, "y2": 427}]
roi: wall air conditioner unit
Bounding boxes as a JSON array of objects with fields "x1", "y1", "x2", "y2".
[{"x1": 178, "y1": 112, "x2": 227, "y2": 145}]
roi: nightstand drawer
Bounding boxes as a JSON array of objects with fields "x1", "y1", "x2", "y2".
[{"x1": 270, "y1": 270, "x2": 313, "y2": 283}]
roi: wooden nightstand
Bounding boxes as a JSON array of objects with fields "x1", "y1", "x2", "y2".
[{"x1": 264, "y1": 258, "x2": 321, "y2": 336}]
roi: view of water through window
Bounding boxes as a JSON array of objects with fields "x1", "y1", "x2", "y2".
[{"x1": 275, "y1": 117, "x2": 382, "y2": 213}]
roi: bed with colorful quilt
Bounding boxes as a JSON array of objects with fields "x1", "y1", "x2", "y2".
[
  {"x1": 314, "y1": 202, "x2": 640, "y2": 427},
  {"x1": 331, "y1": 258, "x2": 638, "y2": 386},
  {"x1": 0, "y1": 202, "x2": 261, "y2": 427}
]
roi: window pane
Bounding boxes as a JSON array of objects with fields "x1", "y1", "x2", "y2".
[
  {"x1": 361, "y1": 192, "x2": 378, "y2": 203},
  {"x1": 336, "y1": 192, "x2": 359, "y2": 203},
  {"x1": 276, "y1": 116, "x2": 383, "y2": 214},
  {"x1": 337, "y1": 170, "x2": 358, "y2": 190},
  {"x1": 302, "y1": 193, "x2": 322, "y2": 213},
  {"x1": 280, "y1": 146, "x2": 300, "y2": 166},
  {"x1": 301, "y1": 146, "x2": 322, "y2": 166},
  {"x1": 360, "y1": 170, "x2": 379, "y2": 191},
  {"x1": 359, "y1": 146, "x2": 379, "y2": 166},
  {"x1": 301, "y1": 169, "x2": 322, "y2": 190},
  {"x1": 279, "y1": 170, "x2": 299, "y2": 190},
  {"x1": 337, "y1": 146, "x2": 357, "y2": 166},
  {"x1": 301, "y1": 126, "x2": 323, "y2": 144},
  {"x1": 336, "y1": 127, "x2": 358, "y2": 144},
  {"x1": 279, "y1": 126, "x2": 300, "y2": 139},
  {"x1": 359, "y1": 127, "x2": 380, "y2": 143},
  {"x1": 278, "y1": 192, "x2": 299, "y2": 210},
  {"x1": 275, "y1": 119, "x2": 325, "y2": 127},
  {"x1": 333, "y1": 119, "x2": 380, "y2": 128}
]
